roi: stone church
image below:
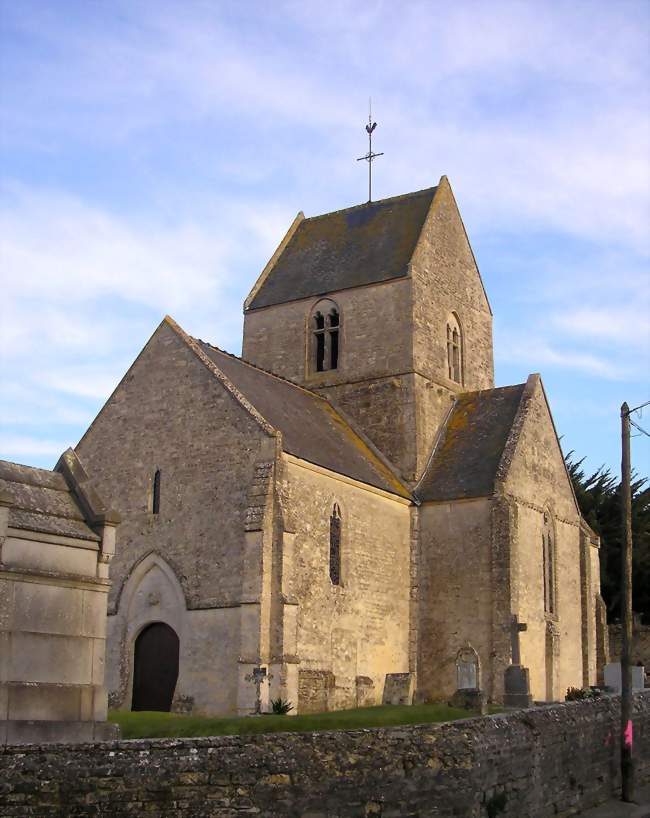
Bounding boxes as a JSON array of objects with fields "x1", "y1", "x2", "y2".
[{"x1": 76, "y1": 176, "x2": 607, "y2": 716}]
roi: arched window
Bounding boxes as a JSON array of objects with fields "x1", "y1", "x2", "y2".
[
  {"x1": 329, "y1": 503, "x2": 342, "y2": 585},
  {"x1": 446, "y1": 314, "x2": 463, "y2": 384},
  {"x1": 152, "y1": 469, "x2": 161, "y2": 515},
  {"x1": 311, "y1": 300, "x2": 341, "y2": 373},
  {"x1": 542, "y1": 511, "x2": 555, "y2": 615}
]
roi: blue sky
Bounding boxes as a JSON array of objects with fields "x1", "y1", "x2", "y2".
[{"x1": 1, "y1": 0, "x2": 649, "y2": 478}]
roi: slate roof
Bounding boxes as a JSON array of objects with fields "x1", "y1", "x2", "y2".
[
  {"x1": 196, "y1": 341, "x2": 411, "y2": 499},
  {"x1": 0, "y1": 460, "x2": 100, "y2": 541},
  {"x1": 415, "y1": 384, "x2": 526, "y2": 502},
  {"x1": 247, "y1": 187, "x2": 438, "y2": 310}
]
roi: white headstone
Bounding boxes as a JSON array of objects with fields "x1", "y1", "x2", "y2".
[
  {"x1": 603, "y1": 662, "x2": 645, "y2": 694},
  {"x1": 456, "y1": 645, "x2": 480, "y2": 691}
]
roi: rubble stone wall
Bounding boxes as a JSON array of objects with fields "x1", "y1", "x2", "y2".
[{"x1": 2, "y1": 692, "x2": 649, "y2": 817}]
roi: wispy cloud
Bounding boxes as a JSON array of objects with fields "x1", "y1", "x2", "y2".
[
  {"x1": 496, "y1": 331, "x2": 628, "y2": 380},
  {"x1": 0, "y1": 435, "x2": 70, "y2": 458},
  {"x1": 0, "y1": 0, "x2": 648, "y2": 472}
]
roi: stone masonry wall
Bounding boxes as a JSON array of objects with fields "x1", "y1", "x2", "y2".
[
  {"x1": 417, "y1": 498, "x2": 495, "y2": 703},
  {"x1": 2, "y1": 692, "x2": 649, "y2": 817},
  {"x1": 278, "y1": 457, "x2": 412, "y2": 712},
  {"x1": 77, "y1": 320, "x2": 269, "y2": 612},
  {"x1": 500, "y1": 376, "x2": 595, "y2": 701}
]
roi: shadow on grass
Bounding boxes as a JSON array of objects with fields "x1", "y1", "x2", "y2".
[{"x1": 109, "y1": 703, "x2": 489, "y2": 739}]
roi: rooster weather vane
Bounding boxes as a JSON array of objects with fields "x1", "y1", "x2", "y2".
[{"x1": 357, "y1": 99, "x2": 384, "y2": 203}]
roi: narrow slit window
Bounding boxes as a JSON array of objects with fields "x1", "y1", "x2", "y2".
[
  {"x1": 329, "y1": 503, "x2": 341, "y2": 585},
  {"x1": 152, "y1": 469, "x2": 161, "y2": 515}
]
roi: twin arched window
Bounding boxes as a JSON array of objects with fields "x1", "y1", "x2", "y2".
[
  {"x1": 542, "y1": 511, "x2": 556, "y2": 615},
  {"x1": 311, "y1": 300, "x2": 340, "y2": 373},
  {"x1": 446, "y1": 314, "x2": 463, "y2": 384}
]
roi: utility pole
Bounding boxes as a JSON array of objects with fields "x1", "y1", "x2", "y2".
[{"x1": 620, "y1": 401, "x2": 634, "y2": 802}]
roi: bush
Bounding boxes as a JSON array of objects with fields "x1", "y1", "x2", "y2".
[
  {"x1": 270, "y1": 698, "x2": 294, "y2": 715},
  {"x1": 565, "y1": 686, "x2": 602, "y2": 701}
]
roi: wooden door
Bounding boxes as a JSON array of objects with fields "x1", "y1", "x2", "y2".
[{"x1": 131, "y1": 622, "x2": 179, "y2": 711}]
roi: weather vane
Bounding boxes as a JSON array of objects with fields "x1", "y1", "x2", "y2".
[{"x1": 357, "y1": 98, "x2": 383, "y2": 203}]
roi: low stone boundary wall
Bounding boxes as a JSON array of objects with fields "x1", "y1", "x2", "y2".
[{"x1": 1, "y1": 692, "x2": 649, "y2": 818}]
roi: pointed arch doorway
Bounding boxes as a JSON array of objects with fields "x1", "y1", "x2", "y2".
[{"x1": 131, "y1": 622, "x2": 179, "y2": 711}]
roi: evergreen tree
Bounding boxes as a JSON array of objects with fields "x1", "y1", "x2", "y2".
[{"x1": 565, "y1": 453, "x2": 650, "y2": 622}]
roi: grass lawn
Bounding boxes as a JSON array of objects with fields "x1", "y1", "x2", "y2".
[{"x1": 109, "y1": 703, "x2": 481, "y2": 739}]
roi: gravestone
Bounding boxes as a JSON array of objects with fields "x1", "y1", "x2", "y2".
[
  {"x1": 449, "y1": 645, "x2": 487, "y2": 713},
  {"x1": 603, "y1": 662, "x2": 645, "y2": 694},
  {"x1": 382, "y1": 673, "x2": 414, "y2": 705},
  {"x1": 456, "y1": 646, "x2": 479, "y2": 690}
]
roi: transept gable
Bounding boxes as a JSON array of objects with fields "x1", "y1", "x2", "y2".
[{"x1": 496, "y1": 374, "x2": 581, "y2": 518}]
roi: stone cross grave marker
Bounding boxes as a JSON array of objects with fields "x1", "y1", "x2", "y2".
[
  {"x1": 245, "y1": 666, "x2": 271, "y2": 715},
  {"x1": 503, "y1": 614, "x2": 533, "y2": 708},
  {"x1": 509, "y1": 614, "x2": 527, "y2": 665}
]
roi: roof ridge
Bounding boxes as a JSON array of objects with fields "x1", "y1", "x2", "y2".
[
  {"x1": 0, "y1": 461, "x2": 68, "y2": 489},
  {"x1": 456, "y1": 383, "x2": 527, "y2": 400},
  {"x1": 303, "y1": 186, "x2": 437, "y2": 223}
]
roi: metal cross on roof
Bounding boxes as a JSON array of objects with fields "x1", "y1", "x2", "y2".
[{"x1": 357, "y1": 99, "x2": 384, "y2": 203}]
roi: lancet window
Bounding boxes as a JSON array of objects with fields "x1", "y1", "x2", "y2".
[
  {"x1": 446, "y1": 314, "x2": 463, "y2": 384},
  {"x1": 542, "y1": 511, "x2": 556, "y2": 615},
  {"x1": 329, "y1": 503, "x2": 342, "y2": 585},
  {"x1": 311, "y1": 300, "x2": 341, "y2": 373},
  {"x1": 152, "y1": 469, "x2": 161, "y2": 515}
]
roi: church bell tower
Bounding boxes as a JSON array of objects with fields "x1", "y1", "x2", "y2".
[{"x1": 242, "y1": 177, "x2": 494, "y2": 484}]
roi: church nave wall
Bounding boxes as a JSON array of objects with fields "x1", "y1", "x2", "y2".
[{"x1": 277, "y1": 457, "x2": 411, "y2": 713}]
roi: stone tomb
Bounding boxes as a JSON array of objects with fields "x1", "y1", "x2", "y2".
[{"x1": 0, "y1": 450, "x2": 120, "y2": 745}]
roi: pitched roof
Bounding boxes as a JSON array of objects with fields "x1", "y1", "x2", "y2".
[
  {"x1": 195, "y1": 340, "x2": 411, "y2": 499},
  {"x1": 415, "y1": 384, "x2": 526, "y2": 502},
  {"x1": 0, "y1": 459, "x2": 100, "y2": 541},
  {"x1": 247, "y1": 187, "x2": 438, "y2": 310}
]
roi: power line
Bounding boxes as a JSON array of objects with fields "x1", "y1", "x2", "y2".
[{"x1": 629, "y1": 417, "x2": 650, "y2": 438}]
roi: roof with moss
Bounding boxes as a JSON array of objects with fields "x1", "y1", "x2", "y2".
[
  {"x1": 195, "y1": 340, "x2": 411, "y2": 499},
  {"x1": 0, "y1": 460, "x2": 100, "y2": 541},
  {"x1": 247, "y1": 186, "x2": 437, "y2": 310},
  {"x1": 416, "y1": 384, "x2": 526, "y2": 502}
]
